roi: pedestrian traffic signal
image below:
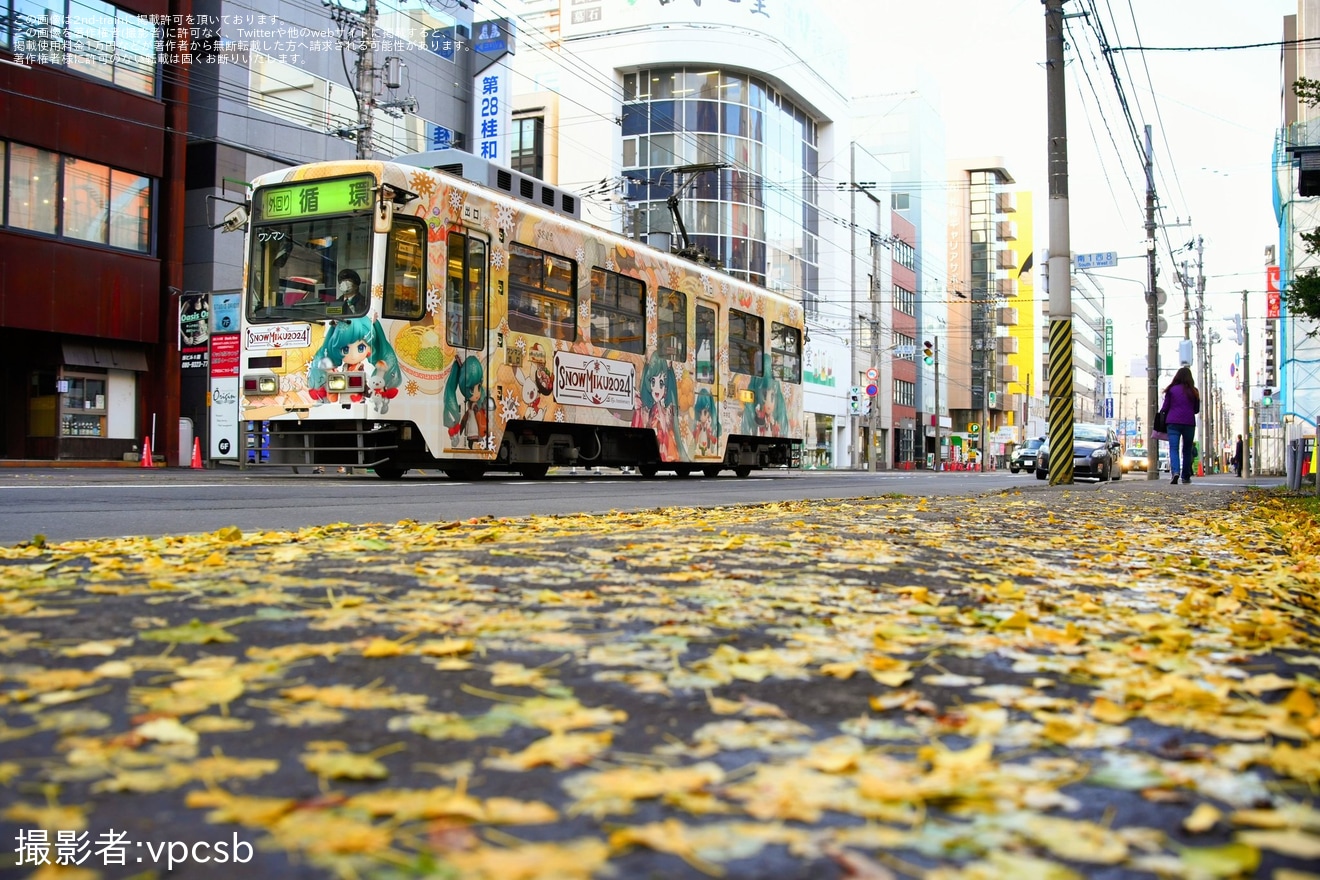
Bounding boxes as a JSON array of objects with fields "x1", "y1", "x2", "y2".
[
  {"x1": 848, "y1": 386, "x2": 862, "y2": 414},
  {"x1": 922, "y1": 340, "x2": 934, "y2": 365}
]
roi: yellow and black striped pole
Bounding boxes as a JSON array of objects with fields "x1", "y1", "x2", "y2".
[
  {"x1": 1045, "y1": 0, "x2": 1074, "y2": 486},
  {"x1": 1048, "y1": 317, "x2": 1074, "y2": 485}
]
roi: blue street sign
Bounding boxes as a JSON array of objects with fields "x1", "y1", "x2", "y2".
[
  {"x1": 1075, "y1": 251, "x2": 1118, "y2": 269},
  {"x1": 1105, "y1": 398, "x2": 1113, "y2": 419}
]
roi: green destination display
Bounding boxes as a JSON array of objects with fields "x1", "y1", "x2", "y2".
[{"x1": 258, "y1": 174, "x2": 374, "y2": 221}]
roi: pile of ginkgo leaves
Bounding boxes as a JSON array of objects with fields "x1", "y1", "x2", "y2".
[{"x1": 0, "y1": 487, "x2": 1318, "y2": 879}]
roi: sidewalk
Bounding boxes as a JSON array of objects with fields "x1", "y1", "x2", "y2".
[{"x1": 0, "y1": 486, "x2": 1316, "y2": 878}]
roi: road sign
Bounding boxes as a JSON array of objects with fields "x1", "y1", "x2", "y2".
[
  {"x1": 865, "y1": 383, "x2": 878, "y2": 397},
  {"x1": 1075, "y1": 251, "x2": 1118, "y2": 269},
  {"x1": 865, "y1": 368, "x2": 878, "y2": 381},
  {"x1": 968, "y1": 423, "x2": 980, "y2": 434}
]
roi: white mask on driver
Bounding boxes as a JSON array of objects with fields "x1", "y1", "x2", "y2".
[{"x1": 339, "y1": 280, "x2": 355, "y2": 294}]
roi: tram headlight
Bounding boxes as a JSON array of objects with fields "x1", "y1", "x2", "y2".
[
  {"x1": 327, "y1": 374, "x2": 350, "y2": 393},
  {"x1": 258, "y1": 376, "x2": 278, "y2": 394}
]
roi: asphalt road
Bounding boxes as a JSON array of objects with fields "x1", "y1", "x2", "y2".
[
  {"x1": 0, "y1": 481, "x2": 1312, "y2": 879},
  {"x1": 0, "y1": 465, "x2": 1277, "y2": 545}
]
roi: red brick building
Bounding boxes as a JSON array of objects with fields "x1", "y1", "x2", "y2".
[{"x1": 0, "y1": 0, "x2": 188, "y2": 461}]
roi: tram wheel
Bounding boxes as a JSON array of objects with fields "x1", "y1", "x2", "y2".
[
  {"x1": 519, "y1": 464, "x2": 550, "y2": 479},
  {"x1": 442, "y1": 465, "x2": 486, "y2": 480},
  {"x1": 638, "y1": 463, "x2": 659, "y2": 478},
  {"x1": 373, "y1": 466, "x2": 406, "y2": 480},
  {"x1": 702, "y1": 466, "x2": 722, "y2": 478},
  {"x1": 673, "y1": 466, "x2": 692, "y2": 478},
  {"x1": 733, "y1": 466, "x2": 752, "y2": 478}
]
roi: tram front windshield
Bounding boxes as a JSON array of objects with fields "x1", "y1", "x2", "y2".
[{"x1": 247, "y1": 215, "x2": 373, "y2": 322}]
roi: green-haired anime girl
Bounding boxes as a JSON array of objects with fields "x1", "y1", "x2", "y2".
[
  {"x1": 444, "y1": 355, "x2": 488, "y2": 448},
  {"x1": 633, "y1": 353, "x2": 680, "y2": 460},
  {"x1": 307, "y1": 316, "x2": 401, "y2": 408},
  {"x1": 741, "y1": 353, "x2": 788, "y2": 437}
]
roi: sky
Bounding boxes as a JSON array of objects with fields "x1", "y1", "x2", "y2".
[{"x1": 845, "y1": 0, "x2": 1294, "y2": 381}]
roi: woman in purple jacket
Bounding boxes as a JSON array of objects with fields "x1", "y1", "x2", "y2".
[{"x1": 1160, "y1": 366, "x2": 1201, "y2": 484}]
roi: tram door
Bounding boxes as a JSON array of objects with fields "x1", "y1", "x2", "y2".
[
  {"x1": 442, "y1": 229, "x2": 491, "y2": 454},
  {"x1": 694, "y1": 301, "x2": 720, "y2": 458}
]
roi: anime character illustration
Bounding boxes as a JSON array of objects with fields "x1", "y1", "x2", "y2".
[
  {"x1": 741, "y1": 354, "x2": 789, "y2": 437},
  {"x1": 633, "y1": 353, "x2": 680, "y2": 460},
  {"x1": 307, "y1": 316, "x2": 402, "y2": 407},
  {"x1": 444, "y1": 355, "x2": 488, "y2": 448},
  {"x1": 515, "y1": 361, "x2": 554, "y2": 420},
  {"x1": 692, "y1": 388, "x2": 720, "y2": 455}
]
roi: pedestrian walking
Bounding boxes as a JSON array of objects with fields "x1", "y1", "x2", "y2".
[
  {"x1": 1160, "y1": 366, "x2": 1200, "y2": 485},
  {"x1": 1233, "y1": 433, "x2": 1244, "y2": 477}
]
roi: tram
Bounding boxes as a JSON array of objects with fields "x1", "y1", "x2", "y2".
[{"x1": 236, "y1": 152, "x2": 803, "y2": 479}]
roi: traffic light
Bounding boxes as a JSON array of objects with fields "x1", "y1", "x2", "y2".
[
  {"x1": 922, "y1": 340, "x2": 934, "y2": 365},
  {"x1": 848, "y1": 386, "x2": 862, "y2": 414},
  {"x1": 861, "y1": 397, "x2": 872, "y2": 416},
  {"x1": 1263, "y1": 387, "x2": 1273, "y2": 407}
]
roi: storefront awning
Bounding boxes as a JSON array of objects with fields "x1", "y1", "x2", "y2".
[{"x1": 62, "y1": 343, "x2": 149, "y2": 372}]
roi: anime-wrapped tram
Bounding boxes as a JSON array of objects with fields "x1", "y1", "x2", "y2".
[{"x1": 237, "y1": 152, "x2": 804, "y2": 479}]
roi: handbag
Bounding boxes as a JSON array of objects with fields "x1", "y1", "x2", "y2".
[{"x1": 1153, "y1": 410, "x2": 1168, "y2": 433}]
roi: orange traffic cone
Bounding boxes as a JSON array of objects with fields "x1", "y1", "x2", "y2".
[
  {"x1": 1197, "y1": 458, "x2": 1204, "y2": 477},
  {"x1": 190, "y1": 437, "x2": 203, "y2": 469},
  {"x1": 139, "y1": 436, "x2": 153, "y2": 468}
]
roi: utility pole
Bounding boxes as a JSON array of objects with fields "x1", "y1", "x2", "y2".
[
  {"x1": 934, "y1": 336, "x2": 941, "y2": 470},
  {"x1": 1144, "y1": 125, "x2": 1161, "y2": 481},
  {"x1": 327, "y1": 0, "x2": 417, "y2": 159},
  {"x1": 1045, "y1": 0, "x2": 1074, "y2": 485},
  {"x1": 849, "y1": 144, "x2": 860, "y2": 469},
  {"x1": 1241, "y1": 290, "x2": 1250, "y2": 477},
  {"x1": 1195, "y1": 236, "x2": 1209, "y2": 473}
]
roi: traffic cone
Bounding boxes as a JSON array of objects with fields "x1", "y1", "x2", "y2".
[
  {"x1": 139, "y1": 436, "x2": 153, "y2": 468},
  {"x1": 190, "y1": 437, "x2": 203, "y2": 469},
  {"x1": 1197, "y1": 458, "x2": 1204, "y2": 477}
]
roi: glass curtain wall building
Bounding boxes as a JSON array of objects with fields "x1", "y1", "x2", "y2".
[{"x1": 620, "y1": 68, "x2": 819, "y2": 302}]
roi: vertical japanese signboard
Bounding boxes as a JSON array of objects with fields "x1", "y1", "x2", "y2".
[
  {"x1": 472, "y1": 19, "x2": 514, "y2": 166},
  {"x1": 209, "y1": 292, "x2": 242, "y2": 460},
  {"x1": 179, "y1": 292, "x2": 210, "y2": 463},
  {"x1": 1267, "y1": 265, "x2": 1281, "y2": 319}
]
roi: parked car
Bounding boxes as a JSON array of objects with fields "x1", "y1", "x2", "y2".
[
  {"x1": 1120, "y1": 446, "x2": 1149, "y2": 473},
  {"x1": 1035, "y1": 423, "x2": 1122, "y2": 482},
  {"x1": 1010, "y1": 437, "x2": 1046, "y2": 474}
]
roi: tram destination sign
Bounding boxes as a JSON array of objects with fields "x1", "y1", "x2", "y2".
[{"x1": 256, "y1": 174, "x2": 374, "y2": 222}]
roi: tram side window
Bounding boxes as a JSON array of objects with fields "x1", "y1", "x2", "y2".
[
  {"x1": 383, "y1": 219, "x2": 425, "y2": 320},
  {"x1": 508, "y1": 242, "x2": 577, "y2": 340},
  {"x1": 658, "y1": 287, "x2": 687, "y2": 361},
  {"x1": 589, "y1": 267, "x2": 644, "y2": 354},
  {"x1": 695, "y1": 305, "x2": 716, "y2": 383},
  {"x1": 445, "y1": 233, "x2": 487, "y2": 349},
  {"x1": 729, "y1": 308, "x2": 763, "y2": 377},
  {"x1": 771, "y1": 321, "x2": 802, "y2": 383}
]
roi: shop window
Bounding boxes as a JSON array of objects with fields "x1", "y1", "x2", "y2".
[{"x1": 60, "y1": 372, "x2": 107, "y2": 437}]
